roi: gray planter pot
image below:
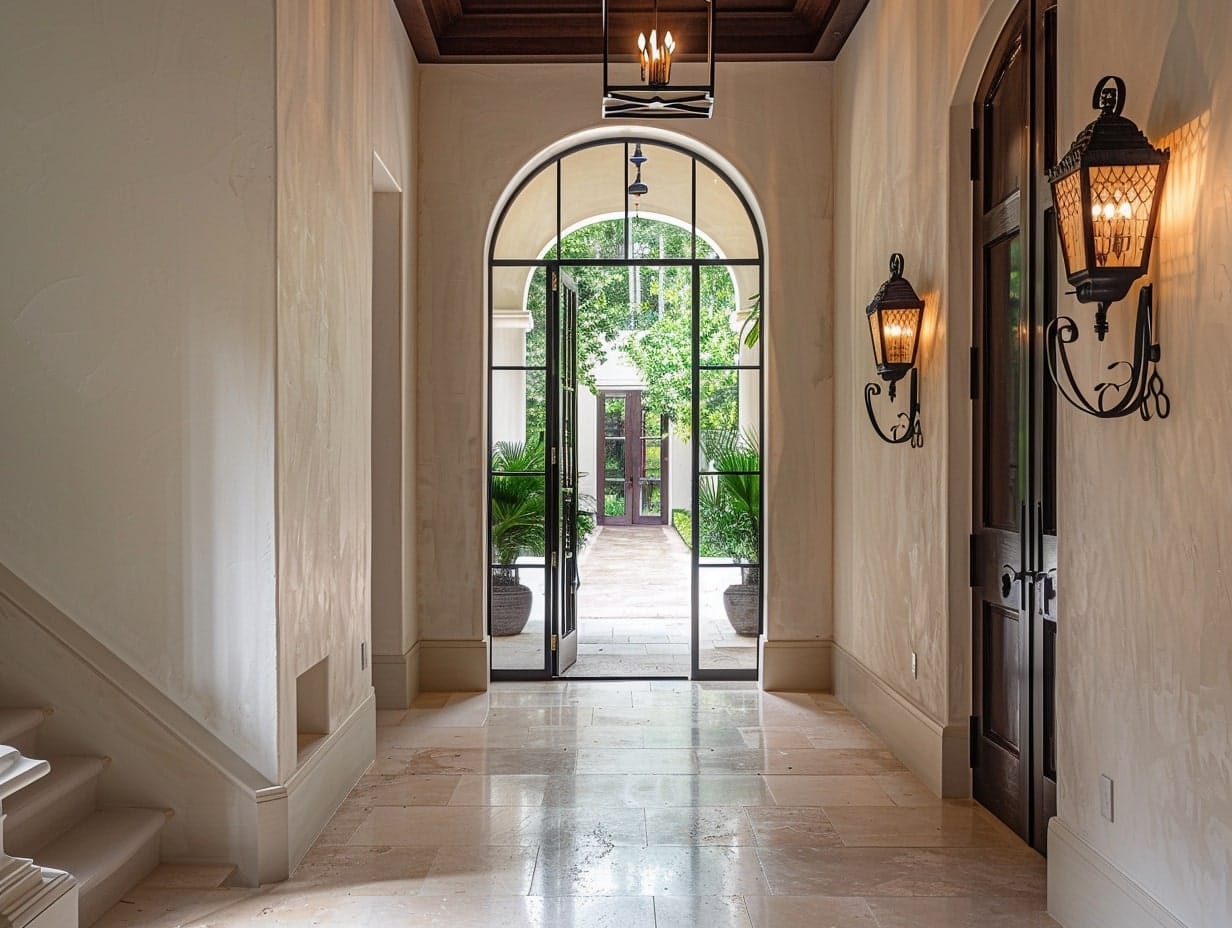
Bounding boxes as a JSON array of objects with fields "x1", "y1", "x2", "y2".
[
  {"x1": 491, "y1": 581, "x2": 533, "y2": 636},
  {"x1": 722, "y1": 582, "x2": 760, "y2": 636}
]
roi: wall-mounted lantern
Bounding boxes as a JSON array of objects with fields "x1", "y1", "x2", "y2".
[
  {"x1": 1046, "y1": 75, "x2": 1171, "y2": 419},
  {"x1": 864, "y1": 253, "x2": 924, "y2": 448},
  {"x1": 603, "y1": 0, "x2": 715, "y2": 119}
]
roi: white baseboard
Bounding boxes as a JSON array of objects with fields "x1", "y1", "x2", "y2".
[
  {"x1": 372, "y1": 642, "x2": 421, "y2": 709},
  {"x1": 418, "y1": 639, "x2": 489, "y2": 692},
  {"x1": 1048, "y1": 818, "x2": 1189, "y2": 928},
  {"x1": 761, "y1": 639, "x2": 833, "y2": 691},
  {"x1": 832, "y1": 643, "x2": 969, "y2": 797},
  {"x1": 285, "y1": 692, "x2": 376, "y2": 872}
]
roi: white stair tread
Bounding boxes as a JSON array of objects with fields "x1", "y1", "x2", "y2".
[
  {"x1": 36, "y1": 808, "x2": 168, "y2": 894},
  {"x1": 5, "y1": 755, "x2": 108, "y2": 831},
  {"x1": 0, "y1": 708, "x2": 50, "y2": 746}
]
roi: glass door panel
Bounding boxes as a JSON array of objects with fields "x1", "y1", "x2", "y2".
[
  {"x1": 635, "y1": 404, "x2": 667, "y2": 524},
  {"x1": 600, "y1": 392, "x2": 630, "y2": 524}
]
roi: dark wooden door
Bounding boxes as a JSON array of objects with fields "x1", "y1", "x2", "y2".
[
  {"x1": 972, "y1": 0, "x2": 1058, "y2": 855},
  {"x1": 598, "y1": 390, "x2": 668, "y2": 526}
]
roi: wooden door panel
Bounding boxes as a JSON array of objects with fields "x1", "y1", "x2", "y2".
[{"x1": 972, "y1": 0, "x2": 1058, "y2": 855}]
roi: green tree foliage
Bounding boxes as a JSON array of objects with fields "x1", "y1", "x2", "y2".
[{"x1": 521, "y1": 218, "x2": 742, "y2": 442}]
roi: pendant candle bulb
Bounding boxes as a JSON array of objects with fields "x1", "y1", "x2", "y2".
[{"x1": 638, "y1": 28, "x2": 675, "y2": 86}]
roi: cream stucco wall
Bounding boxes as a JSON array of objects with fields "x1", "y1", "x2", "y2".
[
  {"x1": 835, "y1": 0, "x2": 1231, "y2": 923},
  {"x1": 1053, "y1": 2, "x2": 1231, "y2": 924},
  {"x1": 1, "y1": 0, "x2": 418, "y2": 806},
  {"x1": 416, "y1": 63, "x2": 835, "y2": 659},
  {"x1": 275, "y1": 0, "x2": 418, "y2": 776},
  {"x1": 0, "y1": 0, "x2": 280, "y2": 780},
  {"x1": 833, "y1": 0, "x2": 989, "y2": 730}
]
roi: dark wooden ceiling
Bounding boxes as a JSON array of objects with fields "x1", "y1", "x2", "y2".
[{"x1": 394, "y1": 1, "x2": 870, "y2": 63}]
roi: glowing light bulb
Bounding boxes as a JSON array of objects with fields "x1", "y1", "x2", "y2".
[{"x1": 1119, "y1": 200, "x2": 1133, "y2": 219}]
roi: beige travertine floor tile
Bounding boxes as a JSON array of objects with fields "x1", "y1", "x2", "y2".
[
  {"x1": 825, "y1": 803, "x2": 1020, "y2": 847},
  {"x1": 450, "y1": 773, "x2": 552, "y2": 806},
  {"x1": 348, "y1": 772, "x2": 460, "y2": 805},
  {"x1": 762, "y1": 774, "x2": 896, "y2": 806},
  {"x1": 403, "y1": 747, "x2": 578, "y2": 775},
  {"x1": 867, "y1": 896, "x2": 1059, "y2": 926},
  {"x1": 374, "y1": 708, "x2": 407, "y2": 726},
  {"x1": 92, "y1": 888, "x2": 258, "y2": 927},
  {"x1": 738, "y1": 726, "x2": 814, "y2": 749},
  {"x1": 641, "y1": 725, "x2": 748, "y2": 748},
  {"x1": 652, "y1": 895, "x2": 754, "y2": 927},
  {"x1": 522, "y1": 725, "x2": 645, "y2": 748},
  {"x1": 744, "y1": 895, "x2": 879, "y2": 928},
  {"x1": 532, "y1": 845, "x2": 772, "y2": 897},
  {"x1": 745, "y1": 806, "x2": 843, "y2": 847},
  {"x1": 755, "y1": 845, "x2": 1047, "y2": 898},
  {"x1": 644, "y1": 806, "x2": 757, "y2": 846},
  {"x1": 574, "y1": 747, "x2": 699, "y2": 774},
  {"x1": 308, "y1": 800, "x2": 370, "y2": 845},
  {"x1": 348, "y1": 805, "x2": 550, "y2": 846},
  {"x1": 873, "y1": 771, "x2": 941, "y2": 806},
  {"x1": 269, "y1": 845, "x2": 437, "y2": 895},
  {"x1": 97, "y1": 682, "x2": 1055, "y2": 928},
  {"x1": 418, "y1": 845, "x2": 540, "y2": 895}
]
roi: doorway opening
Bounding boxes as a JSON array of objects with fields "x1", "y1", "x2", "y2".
[
  {"x1": 487, "y1": 138, "x2": 764, "y2": 681},
  {"x1": 970, "y1": 0, "x2": 1058, "y2": 855}
]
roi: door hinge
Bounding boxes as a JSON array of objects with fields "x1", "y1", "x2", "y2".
[
  {"x1": 551, "y1": 271, "x2": 559, "y2": 292},
  {"x1": 970, "y1": 127, "x2": 980, "y2": 181},
  {"x1": 969, "y1": 534, "x2": 980, "y2": 587},
  {"x1": 969, "y1": 346, "x2": 980, "y2": 400},
  {"x1": 551, "y1": 446, "x2": 557, "y2": 465},
  {"x1": 551, "y1": 553, "x2": 558, "y2": 568},
  {"x1": 551, "y1": 634, "x2": 558, "y2": 652},
  {"x1": 969, "y1": 715, "x2": 979, "y2": 767}
]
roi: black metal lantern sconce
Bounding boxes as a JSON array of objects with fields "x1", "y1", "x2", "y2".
[
  {"x1": 864, "y1": 254, "x2": 925, "y2": 448},
  {"x1": 1046, "y1": 76, "x2": 1171, "y2": 420}
]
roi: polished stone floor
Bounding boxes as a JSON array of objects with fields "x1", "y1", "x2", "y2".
[
  {"x1": 96, "y1": 683, "x2": 1055, "y2": 927},
  {"x1": 492, "y1": 526, "x2": 758, "y2": 676}
]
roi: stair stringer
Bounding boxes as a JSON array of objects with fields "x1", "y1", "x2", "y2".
[{"x1": 0, "y1": 566, "x2": 289, "y2": 887}]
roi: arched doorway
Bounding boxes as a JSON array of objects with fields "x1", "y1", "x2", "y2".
[{"x1": 487, "y1": 137, "x2": 764, "y2": 681}]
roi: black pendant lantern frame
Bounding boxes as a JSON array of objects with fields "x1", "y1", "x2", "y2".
[
  {"x1": 1044, "y1": 75, "x2": 1172, "y2": 421},
  {"x1": 603, "y1": 0, "x2": 715, "y2": 119},
  {"x1": 864, "y1": 253, "x2": 925, "y2": 448}
]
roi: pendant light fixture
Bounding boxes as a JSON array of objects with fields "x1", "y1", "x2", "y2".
[{"x1": 603, "y1": 0, "x2": 715, "y2": 119}]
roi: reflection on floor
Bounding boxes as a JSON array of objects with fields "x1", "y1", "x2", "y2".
[
  {"x1": 492, "y1": 525, "x2": 758, "y2": 677},
  {"x1": 96, "y1": 683, "x2": 1055, "y2": 927}
]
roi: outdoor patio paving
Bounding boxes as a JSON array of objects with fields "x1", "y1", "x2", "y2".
[{"x1": 491, "y1": 525, "x2": 758, "y2": 676}]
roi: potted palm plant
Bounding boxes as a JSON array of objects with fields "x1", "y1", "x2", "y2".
[
  {"x1": 698, "y1": 429, "x2": 761, "y2": 636},
  {"x1": 489, "y1": 437, "x2": 546, "y2": 636}
]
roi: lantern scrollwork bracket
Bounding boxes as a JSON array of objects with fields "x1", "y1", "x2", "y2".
[
  {"x1": 1046, "y1": 284, "x2": 1170, "y2": 421},
  {"x1": 864, "y1": 369, "x2": 923, "y2": 447}
]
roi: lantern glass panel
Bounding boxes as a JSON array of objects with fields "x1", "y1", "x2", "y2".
[
  {"x1": 867, "y1": 310, "x2": 884, "y2": 368},
  {"x1": 874, "y1": 307, "x2": 921, "y2": 368},
  {"x1": 1051, "y1": 170, "x2": 1087, "y2": 276},
  {"x1": 1086, "y1": 162, "x2": 1162, "y2": 270}
]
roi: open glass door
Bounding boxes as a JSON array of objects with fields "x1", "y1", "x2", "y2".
[{"x1": 553, "y1": 271, "x2": 579, "y2": 674}]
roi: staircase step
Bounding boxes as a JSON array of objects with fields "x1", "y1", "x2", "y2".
[
  {"x1": 36, "y1": 808, "x2": 169, "y2": 928},
  {"x1": 0, "y1": 707, "x2": 52, "y2": 755},
  {"x1": 5, "y1": 755, "x2": 109, "y2": 857}
]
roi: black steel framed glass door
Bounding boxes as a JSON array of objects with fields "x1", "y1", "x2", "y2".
[
  {"x1": 487, "y1": 138, "x2": 763, "y2": 682},
  {"x1": 553, "y1": 272, "x2": 580, "y2": 674}
]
